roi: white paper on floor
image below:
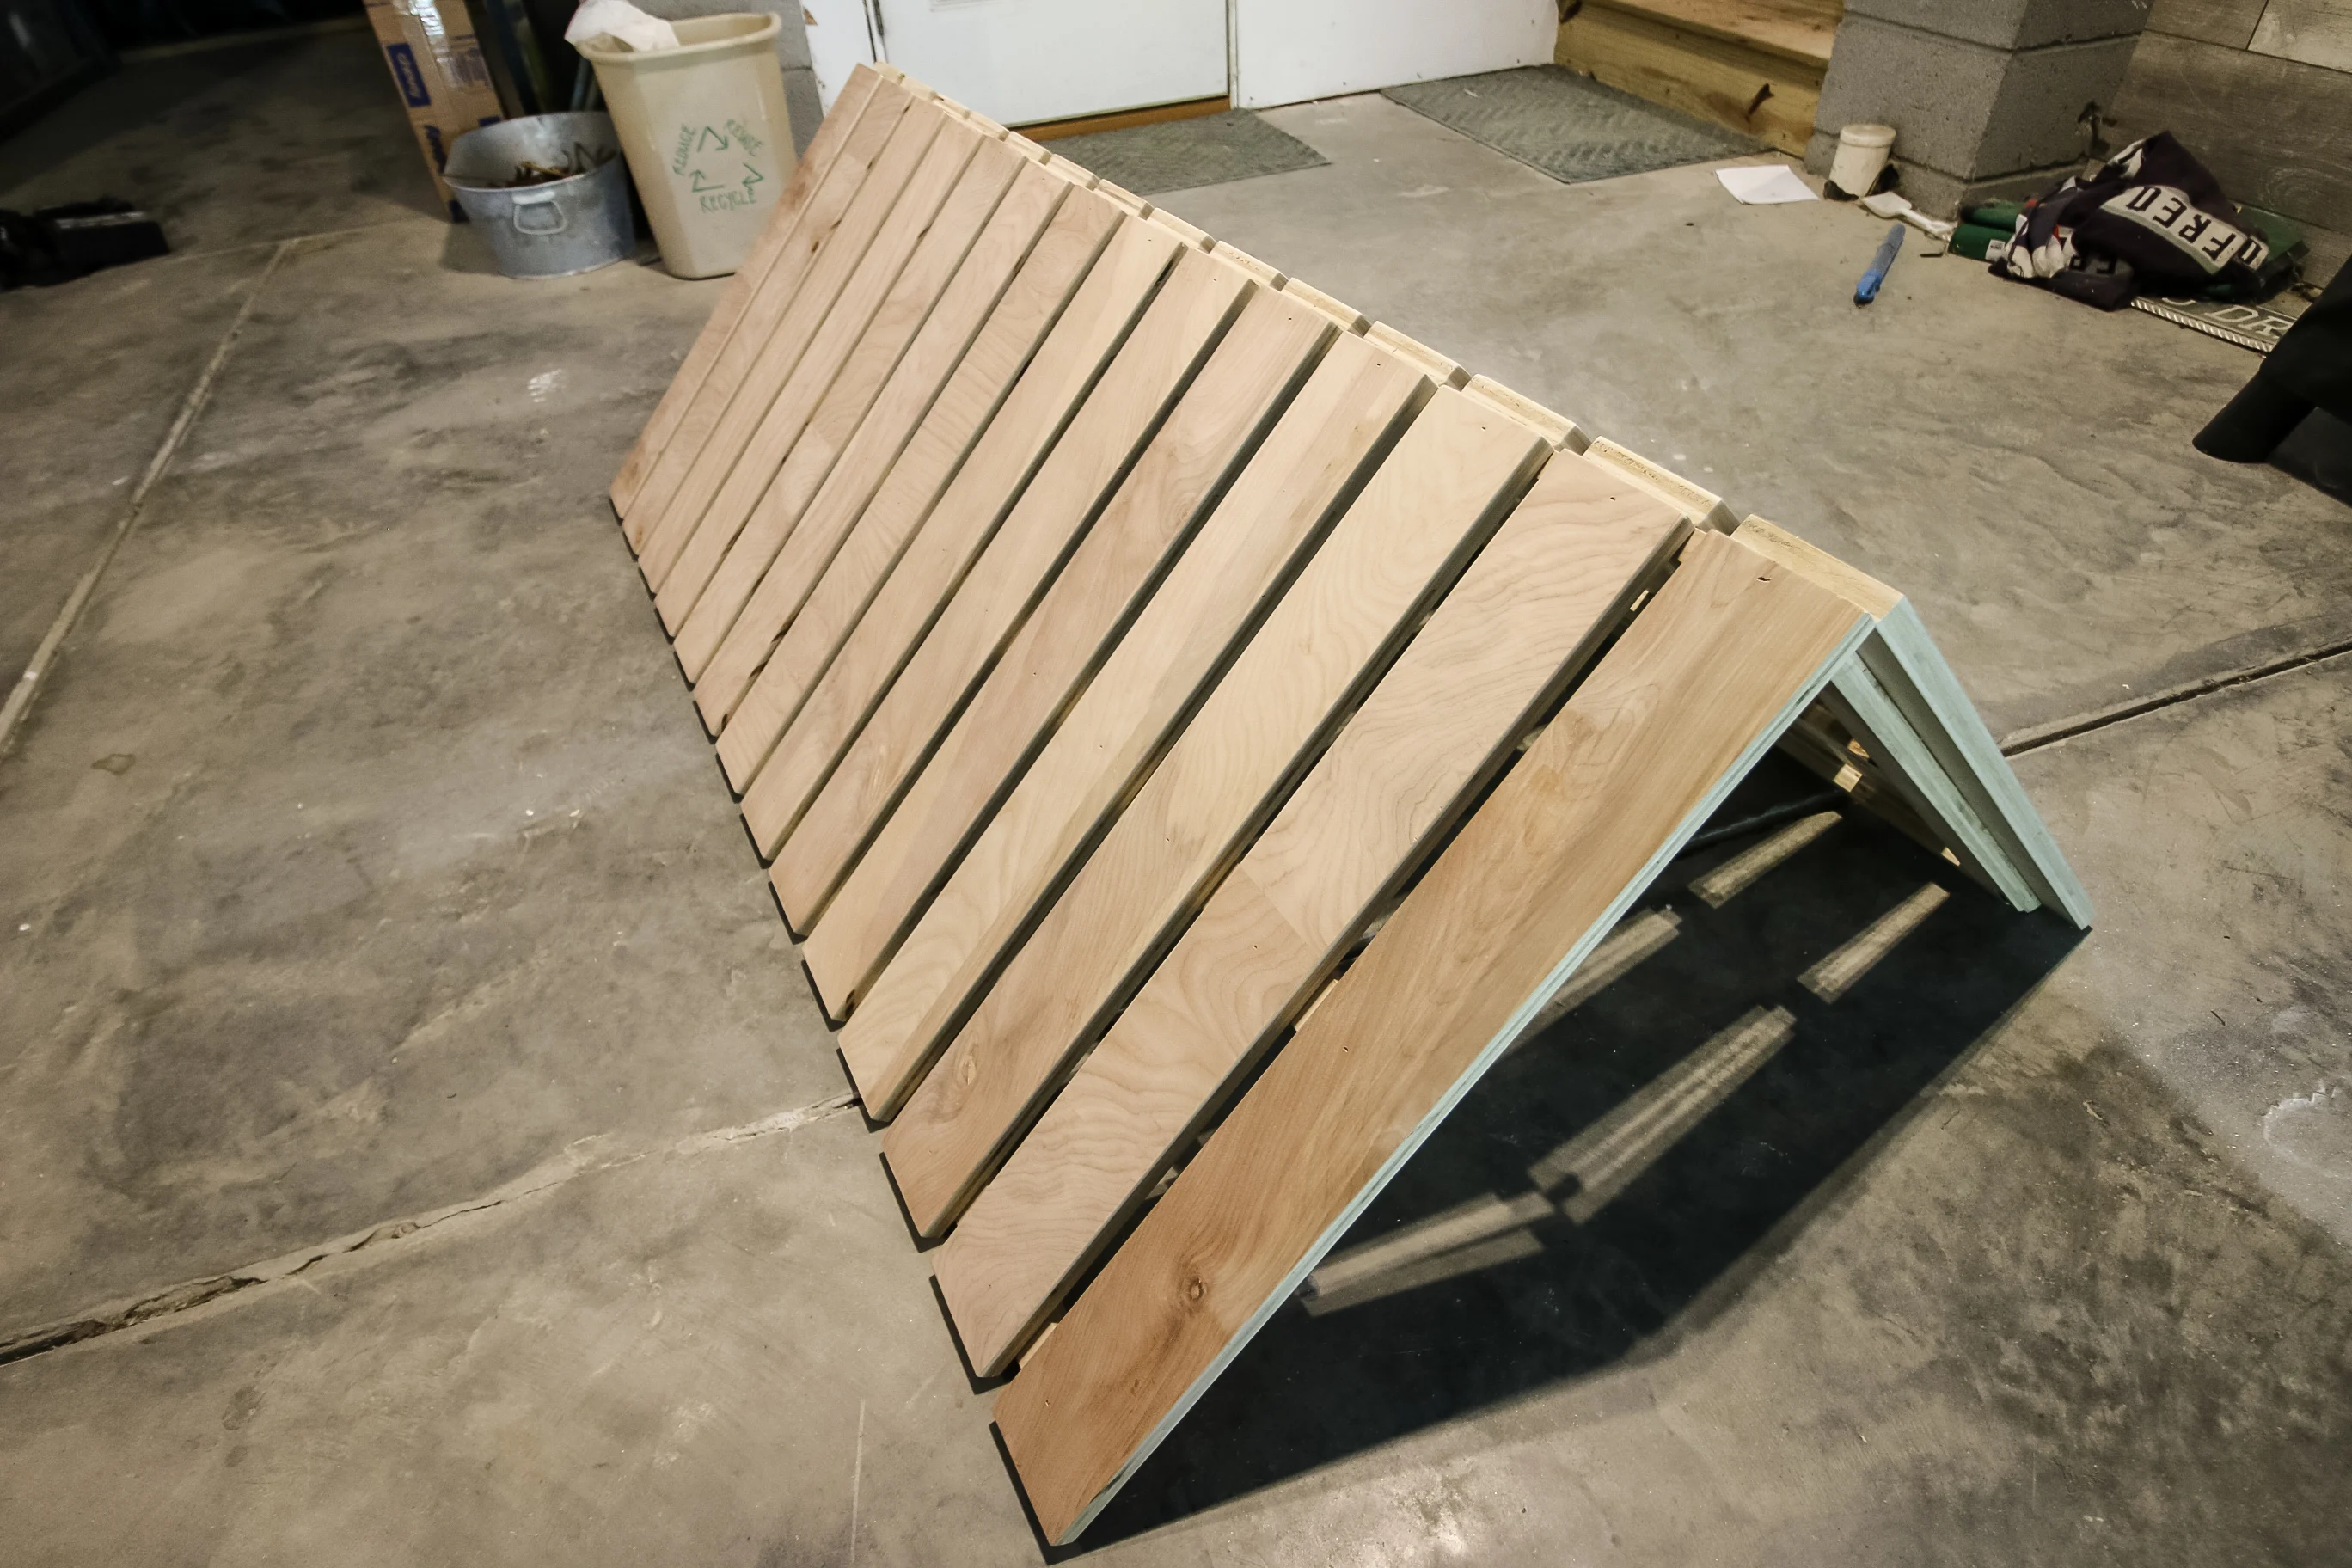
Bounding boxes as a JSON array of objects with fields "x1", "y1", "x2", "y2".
[{"x1": 1717, "y1": 165, "x2": 1819, "y2": 205}]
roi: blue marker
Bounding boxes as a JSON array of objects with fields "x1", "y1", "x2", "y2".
[{"x1": 1855, "y1": 222, "x2": 1904, "y2": 304}]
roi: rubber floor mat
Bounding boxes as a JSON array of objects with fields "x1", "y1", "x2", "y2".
[
  {"x1": 1042, "y1": 109, "x2": 1327, "y2": 197},
  {"x1": 1382, "y1": 66, "x2": 1754, "y2": 186}
]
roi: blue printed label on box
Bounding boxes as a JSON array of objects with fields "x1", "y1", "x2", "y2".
[{"x1": 386, "y1": 42, "x2": 432, "y2": 107}]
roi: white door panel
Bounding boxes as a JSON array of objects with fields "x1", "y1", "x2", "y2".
[
  {"x1": 870, "y1": 0, "x2": 1227, "y2": 126},
  {"x1": 1234, "y1": 0, "x2": 1553, "y2": 110},
  {"x1": 802, "y1": 0, "x2": 879, "y2": 112}
]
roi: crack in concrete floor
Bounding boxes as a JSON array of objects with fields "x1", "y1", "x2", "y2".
[{"x1": 0, "y1": 1091, "x2": 857, "y2": 1366}]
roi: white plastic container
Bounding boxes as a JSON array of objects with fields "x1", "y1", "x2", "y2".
[
  {"x1": 579, "y1": 14, "x2": 797, "y2": 279},
  {"x1": 1827, "y1": 123, "x2": 1896, "y2": 200}
]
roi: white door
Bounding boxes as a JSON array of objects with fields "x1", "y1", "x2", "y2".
[
  {"x1": 1232, "y1": 0, "x2": 1553, "y2": 110},
  {"x1": 867, "y1": 0, "x2": 1228, "y2": 126}
]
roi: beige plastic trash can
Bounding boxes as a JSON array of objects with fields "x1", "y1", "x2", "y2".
[{"x1": 579, "y1": 15, "x2": 798, "y2": 279}]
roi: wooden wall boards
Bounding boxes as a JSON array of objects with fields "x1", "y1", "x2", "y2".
[{"x1": 605, "y1": 65, "x2": 2092, "y2": 1548}]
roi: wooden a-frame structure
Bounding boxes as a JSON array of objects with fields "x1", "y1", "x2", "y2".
[{"x1": 605, "y1": 64, "x2": 2090, "y2": 1545}]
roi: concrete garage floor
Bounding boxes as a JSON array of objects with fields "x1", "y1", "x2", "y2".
[{"x1": 3, "y1": 32, "x2": 2348, "y2": 1567}]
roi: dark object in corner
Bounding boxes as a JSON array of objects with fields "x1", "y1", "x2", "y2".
[
  {"x1": 2196, "y1": 261, "x2": 2352, "y2": 505},
  {"x1": 0, "y1": 200, "x2": 169, "y2": 290}
]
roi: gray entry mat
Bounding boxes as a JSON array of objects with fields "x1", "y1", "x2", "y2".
[
  {"x1": 1383, "y1": 65, "x2": 1755, "y2": 186},
  {"x1": 1043, "y1": 109, "x2": 1328, "y2": 197}
]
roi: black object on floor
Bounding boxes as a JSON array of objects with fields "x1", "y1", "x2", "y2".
[
  {"x1": 2269, "y1": 410, "x2": 2352, "y2": 509},
  {"x1": 1043, "y1": 108, "x2": 1326, "y2": 197},
  {"x1": 1382, "y1": 65, "x2": 1755, "y2": 187},
  {"x1": 2196, "y1": 255, "x2": 2351, "y2": 507},
  {"x1": 0, "y1": 199, "x2": 168, "y2": 289}
]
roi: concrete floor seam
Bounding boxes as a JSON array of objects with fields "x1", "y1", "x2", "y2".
[
  {"x1": 0, "y1": 1092, "x2": 857, "y2": 1369},
  {"x1": 1999, "y1": 634, "x2": 2352, "y2": 756},
  {"x1": 0, "y1": 238, "x2": 291, "y2": 760}
]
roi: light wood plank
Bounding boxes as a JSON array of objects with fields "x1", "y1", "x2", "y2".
[
  {"x1": 620, "y1": 81, "x2": 919, "y2": 550},
  {"x1": 787, "y1": 288, "x2": 1336, "y2": 985},
  {"x1": 1583, "y1": 438, "x2": 1739, "y2": 534},
  {"x1": 635, "y1": 112, "x2": 973, "y2": 586},
  {"x1": 683, "y1": 191, "x2": 1123, "y2": 724},
  {"x1": 1590, "y1": 0, "x2": 1839, "y2": 68},
  {"x1": 734, "y1": 246, "x2": 1253, "y2": 849},
  {"x1": 610, "y1": 66, "x2": 885, "y2": 518},
  {"x1": 879, "y1": 390, "x2": 1553, "y2": 1238},
  {"x1": 1277, "y1": 277, "x2": 1369, "y2": 334},
  {"x1": 835, "y1": 335, "x2": 1433, "y2": 1115},
  {"x1": 1365, "y1": 322, "x2": 1469, "y2": 388},
  {"x1": 935, "y1": 452, "x2": 1690, "y2": 1375},
  {"x1": 994, "y1": 531, "x2": 1872, "y2": 1543},
  {"x1": 708, "y1": 215, "x2": 1181, "y2": 787},
  {"x1": 1556, "y1": 3, "x2": 1823, "y2": 157},
  {"x1": 650, "y1": 132, "x2": 1026, "y2": 629},
  {"x1": 668, "y1": 162, "x2": 1075, "y2": 683},
  {"x1": 1464, "y1": 374, "x2": 1587, "y2": 452}
]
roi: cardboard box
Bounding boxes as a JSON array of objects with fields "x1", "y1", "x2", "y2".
[{"x1": 364, "y1": 0, "x2": 506, "y2": 217}]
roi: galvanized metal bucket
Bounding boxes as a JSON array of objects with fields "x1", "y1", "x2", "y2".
[{"x1": 445, "y1": 113, "x2": 635, "y2": 279}]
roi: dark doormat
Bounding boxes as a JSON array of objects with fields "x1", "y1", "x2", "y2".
[
  {"x1": 1041, "y1": 109, "x2": 1327, "y2": 197},
  {"x1": 1383, "y1": 65, "x2": 1755, "y2": 186}
]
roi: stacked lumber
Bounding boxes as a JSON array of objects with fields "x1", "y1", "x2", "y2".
[{"x1": 608, "y1": 64, "x2": 2089, "y2": 1545}]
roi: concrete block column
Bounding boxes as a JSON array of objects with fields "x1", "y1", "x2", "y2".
[{"x1": 1805, "y1": 0, "x2": 2150, "y2": 217}]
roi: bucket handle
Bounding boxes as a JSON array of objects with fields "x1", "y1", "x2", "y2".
[{"x1": 511, "y1": 188, "x2": 567, "y2": 236}]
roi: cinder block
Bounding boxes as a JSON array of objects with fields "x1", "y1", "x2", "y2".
[
  {"x1": 1813, "y1": 15, "x2": 2137, "y2": 187},
  {"x1": 1842, "y1": 0, "x2": 2148, "y2": 49},
  {"x1": 1812, "y1": 18, "x2": 2008, "y2": 176},
  {"x1": 1976, "y1": 34, "x2": 2141, "y2": 175}
]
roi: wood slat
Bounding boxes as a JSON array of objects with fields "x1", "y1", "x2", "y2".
[
  {"x1": 609, "y1": 66, "x2": 886, "y2": 519},
  {"x1": 666, "y1": 158, "x2": 1079, "y2": 676},
  {"x1": 994, "y1": 530, "x2": 1872, "y2": 1543},
  {"x1": 781, "y1": 286, "x2": 1334, "y2": 959},
  {"x1": 735, "y1": 245, "x2": 1253, "y2": 850},
  {"x1": 879, "y1": 389, "x2": 1554, "y2": 1238},
  {"x1": 683, "y1": 188, "x2": 1118, "y2": 721},
  {"x1": 621, "y1": 80, "x2": 921, "y2": 550},
  {"x1": 836, "y1": 335, "x2": 1434, "y2": 1116},
  {"x1": 649, "y1": 132, "x2": 1026, "y2": 629},
  {"x1": 934, "y1": 452, "x2": 1690, "y2": 1375},
  {"x1": 708, "y1": 215, "x2": 1181, "y2": 787},
  {"x1": 635, "y1": 112, "x2": 976, "y2": 586}
]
